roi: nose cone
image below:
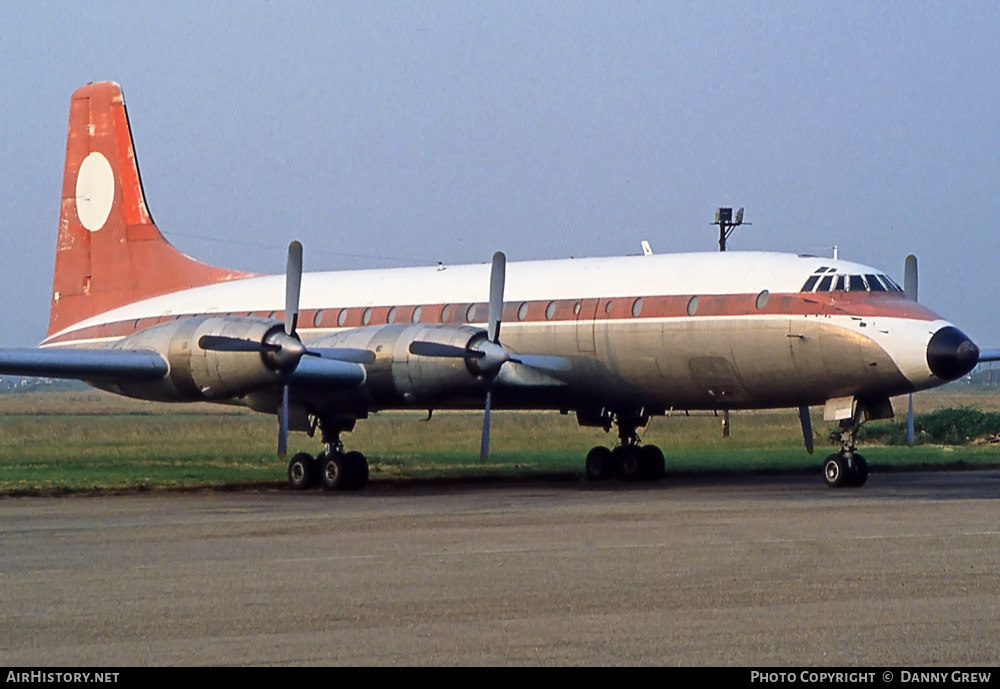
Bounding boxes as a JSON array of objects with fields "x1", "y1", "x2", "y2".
[{"x1": 926, "y1": 326, "x2": 980, "y2": 381}]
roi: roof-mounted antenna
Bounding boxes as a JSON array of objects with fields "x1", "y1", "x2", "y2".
[{"x1": 713, "y1": 207, "x2": 750, "y2": 252}]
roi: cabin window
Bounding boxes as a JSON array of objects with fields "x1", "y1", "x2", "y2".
[
  {"x1": 313, "y1": 310, "x2": 324, "y2": 327},
  {"x1": 573, "y1": 302, "x2": 582, "y2": 315},
  {"x1": 362, "y1": 308, "x2": 372, "y2": 325},
  {"x1": 441, "y1": 304, "x2": 452, "y2": 323},
  {"x1": 412, "y1": 306, "x2": 423, "y2": 323},
  {"x1": 604, "y1": 300, "x2": 613, "y2": 315},
  {"x1": 631, "y1": 298, "x2": 643, "y2": 317},
  {"x1": 687, "y1": 296, "x2": 699, "y2": 316},
  {"x1": 849, "y1": 275, "x2": 866, "y2": 292},
  {"x1": 267, "y1": 311, "x2": 277, "y2": 320},
  {"x1": 466, "y1": 304, "x2": 478, "y2": 323},
  {"x1": 755, "y1": 290, "x2": 769, "y2": 309},
  {"x1": 545, "y1": 301, "x2": 557, "y2": 320},
  {"x1": 801, "y1": 275, "x2": 820, "y2": 292},
  {"x1": 386, "y1": 306, "x2": 397, "y2": 324},
  {"x1": 517, "y1": 302, "x2": 529, "y2": 321},
  {"x1": 817, "y1": 275, "x2": 833, "y2": 291}
]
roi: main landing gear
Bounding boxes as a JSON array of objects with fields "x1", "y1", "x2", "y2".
[
  {"x1": 823, "y1": 411, "x2": 870, "y2": 488},
  {"x1": 287, "y1": 449, "x2": 369, "y2": 491},
  {"x1": 286, "y1": 418, "x2": 369, "y2": 492},
  {"x1": 584, "y1": 413, "x2": 666, "y2": 483}
]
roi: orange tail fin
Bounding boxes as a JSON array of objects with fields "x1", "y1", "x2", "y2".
[{"x1": 48, "y1": 82, "x2": 253, "y2": 338}]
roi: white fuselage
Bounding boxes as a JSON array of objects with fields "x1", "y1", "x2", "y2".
[{"x1": 42, "y1": 251, "x2": 953, "y2": 414}]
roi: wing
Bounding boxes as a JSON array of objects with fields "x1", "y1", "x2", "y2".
[{"x1": 0, "y1": 348, "x2": 168, "y2": 381}]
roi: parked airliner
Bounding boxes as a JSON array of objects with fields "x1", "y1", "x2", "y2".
[{"x1": 2, "y1": 82, "x2": 995, "y2": 491}]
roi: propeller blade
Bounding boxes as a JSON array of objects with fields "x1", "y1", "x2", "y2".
[
  {"x1": 798, "y1": 406, "x2": 814, "y2": 454},
  {"x1": 488, "y1": 251, "x2": 506, "y2": 343},
  {"x1": 904, "y1": 254, "x2": 918, "y2": 302},
  {"x1": 904, "y1": 256, "x2": 918, "y2": 445},
  {"x1": 409, "y1": 341, "x2": 482, "y2": 359},
  {"x1": 978, "y1": 348, "x2": 1000, "y2": 362},
  {"x1": 285, "y1": 241, "x2": 303, "y2": 335},
  {"x1": 906, "y1": 394, "x2": 915, "y2": 445},
  {"x1": 198, "y1": 335, "x2": 279, "y2": 353},
  {"x1": 305, "y1": 347, "x2": 376, "y2": 365},
  {"x1": 278, "y1": 384, "x2": 289, "y2": 459},
  {"x1": 480, "y1": 387, "x2": 493, "y2": 462},
  {"x1": 509, "y1": 354, "x2": 572, "y2": 373}
]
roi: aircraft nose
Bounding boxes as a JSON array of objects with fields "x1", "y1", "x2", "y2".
[{"x1": 926, "y1": 326, "x2": 980, "y2": 381}]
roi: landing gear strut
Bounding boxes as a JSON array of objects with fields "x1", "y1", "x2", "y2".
[
  {"x1": 823, "y1": 408, "x2": 870, "y2": 488},
  {"x1": 285, "y1": 417, "x2": 369, "y2": 492},
  {"x1": 584, "y1": 412, "x2": 665, "y2": 483}
]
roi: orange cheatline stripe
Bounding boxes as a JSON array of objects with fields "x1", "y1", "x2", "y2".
[{"x1": 42, "y1": 291, "x2": 941, "y2": 347}]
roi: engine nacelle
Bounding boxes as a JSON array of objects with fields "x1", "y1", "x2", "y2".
[
  {"x1": 311, "y1": 324, "x2": 491, "y2": 407},
  {"x1": 101, "y1": 316, "x2": 285, "y2": 402}
]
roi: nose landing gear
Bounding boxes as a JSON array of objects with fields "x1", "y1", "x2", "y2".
[{"x1": 823, "y1": 409, "x2": 870, "y2": 488}]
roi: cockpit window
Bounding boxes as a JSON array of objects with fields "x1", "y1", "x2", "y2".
[
  {"x1": 865, "y1": 274, "x2": 886, "y2": 292},
  {"x1": 881, "y1": 275, "x2": 903, "y2": 292},
  {"x1": 802, "y1": 269, "x2": 904, "y2": 294}
]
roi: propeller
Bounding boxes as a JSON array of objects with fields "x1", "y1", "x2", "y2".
[
  {"x1": 904, "y1": 255, "x2": 918, "y2": 445},
  {"x1": 407, "y1": 251, "x2": 571, "y2": 461},
  {"x1": 277, "y1": 241, "x2": 303, "y2": 458},
  {"x1": 407, "y1": 252, "x2": 509, "y2": 461},
  {"x1": 198, "y1": 241, "x2": 373, "y2": 458}
]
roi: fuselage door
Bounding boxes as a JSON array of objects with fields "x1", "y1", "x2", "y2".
[{"x1": 575, "y1": 299, "x2": 598, "y2": 353}]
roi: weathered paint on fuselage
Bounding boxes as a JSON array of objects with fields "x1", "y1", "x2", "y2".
[{"x1": 40, "y1": 251, "x2": 953, "y2": 418}]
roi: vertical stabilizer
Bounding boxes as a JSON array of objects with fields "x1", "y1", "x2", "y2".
[{"x1": 48, "y1": 82, "x2": 253, "y2": 338}]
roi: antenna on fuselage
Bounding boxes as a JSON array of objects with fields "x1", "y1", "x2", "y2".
[
  {"x1": 713, "y1": 207, "x2": 750, "y2": 252},
  {"x1": 713, "y1": 206, "x2": 751, "y2": 438}
]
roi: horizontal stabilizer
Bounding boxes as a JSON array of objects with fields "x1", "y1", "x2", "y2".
[{"x1": 0, "y1": 348, "x2": 168, "y2": 381}]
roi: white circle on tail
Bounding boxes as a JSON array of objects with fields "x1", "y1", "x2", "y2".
[{"x1": 76, "y1": 152, "x2": 115, "y2": 232}]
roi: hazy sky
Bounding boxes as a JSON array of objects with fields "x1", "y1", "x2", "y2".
[{"x1": 2, "y1": 2, "x2": 998, "y2": 348}]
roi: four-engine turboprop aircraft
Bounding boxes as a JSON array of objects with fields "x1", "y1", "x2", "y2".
[{"x1": 2, "y1": 82, "x2": 997, "y2": 491}]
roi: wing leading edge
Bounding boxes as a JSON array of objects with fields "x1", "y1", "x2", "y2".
[{"x1": 0, "y1": 348, "x2": 168, "y2": 381}]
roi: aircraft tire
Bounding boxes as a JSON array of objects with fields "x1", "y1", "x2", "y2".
[
  {"x1": 320, "y1": 452, "x2": 349, "y2": 491},
  {"x1": 823, "y1": 454, "x2": 849, "y2": 488},
  {"x1": 849, "y1": 454, "x2": 869, "y2": 487},
  {"x1": 615, "y1": 446, "x2": 643, "y2": 482},
  {"x1": 585, "y1": 446, "x2": 615, "y2": 481},
  {"x1": 342, "y1": 451, "x2": 369, "y2": 490},
  {"x1": 639, "y1": 445, "x2": 666, "y2": 481},
  {"x1": 287, "y1": 453, "x2": 318, "y2": 490}
]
